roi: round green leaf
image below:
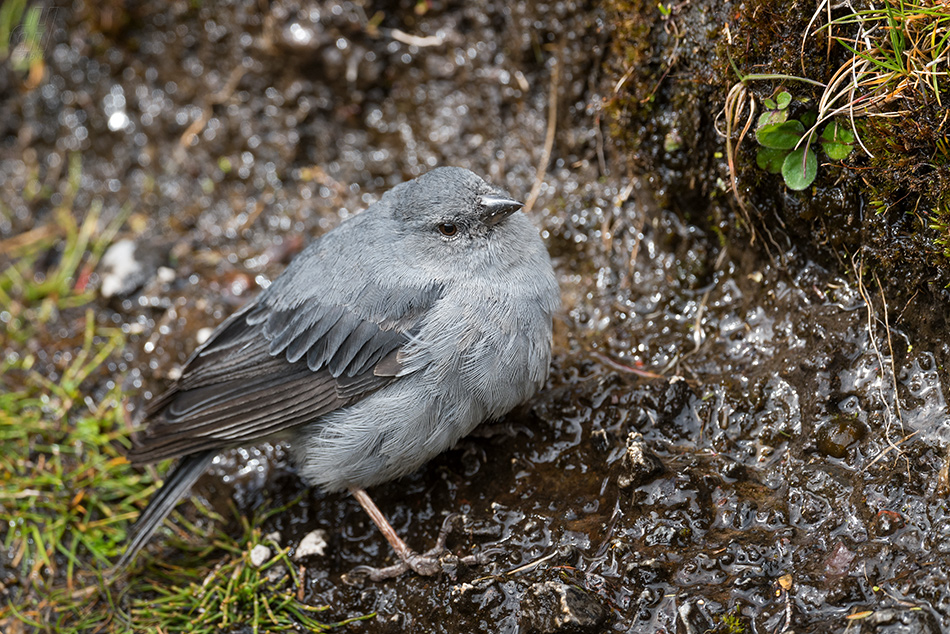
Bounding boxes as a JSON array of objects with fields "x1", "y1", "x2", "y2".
[
  {"x1": 821, "y1": 121, "x2": 855, "y2": 144},
  {"x1": 756, "y1": 147, "x2": 788, "y2": 174},
  {"x1": 822, "y1": 141, "x2": 853, "y2": 161},
  {"x1": 776, "y1": 91, "x2": 792, "y2": 110},
  {"x1": 781, "y1": 146, "x2": 818, "y2": 190},
  {"x1": 820, "y1": 122, "x2": 855, "y2": 160},
  {"x1": 763, "y1": 98, "x2": 777, "y2": 110},
  {"x1": 756, "y1": 120, "x2": 805, "y2": 149}
]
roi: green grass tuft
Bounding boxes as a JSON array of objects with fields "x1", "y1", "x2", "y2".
[{"x1": 127, "y1": 516, "x2": 372, "y2": 634}]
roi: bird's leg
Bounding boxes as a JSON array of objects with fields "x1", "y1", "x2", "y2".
[{"x1": 348, "y1": 487, "x2": 475, "y2": 581}]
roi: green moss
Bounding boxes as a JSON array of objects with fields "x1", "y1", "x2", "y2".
[
  {"x1": 860, "y1": 107, "x2": 950, "y2": 261},
  {"x1": 721, "y1": 608, "x2": 747, "y2": 634},
  {"x1": 600, "y1": 0, "x2": 658, "y2": 165}
]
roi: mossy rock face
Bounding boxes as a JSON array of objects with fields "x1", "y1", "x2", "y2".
[
  {"x1": 602, "y1": 0, "x2": 729, "y2": 220},
  {"x1": 601, "y1": 0, "x2": 950, "y2": 298}
]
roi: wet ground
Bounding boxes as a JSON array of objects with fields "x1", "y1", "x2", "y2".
[{"x1": 3, "y1": 0, "x2": 950, "y2": 632}]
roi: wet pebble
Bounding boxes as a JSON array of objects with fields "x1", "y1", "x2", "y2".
[
  {"x1": 519, "y1": 581, "x2": 608, "y2": 634},
  {"x1": 815, "y1": 415, "x2": 867, "y2": 458},
  {"x1": 616, "y1": 432, "x2": 663, "y2": 489}
]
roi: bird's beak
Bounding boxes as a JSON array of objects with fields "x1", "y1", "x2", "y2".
[{"x1": 479, "y1": 195, "x2": 524, "y2": 226}]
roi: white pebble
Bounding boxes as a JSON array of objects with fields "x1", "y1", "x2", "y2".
[
  {"x1": 249, "y1": 543, "x2": 272, "y2": 567},
  {"x1": 293, "y1": 529, "x2": 328, "y2": 560},
  {"x1": 156, "y1": 266, "x2": 176, "y2": 284},
  {"x1": 100, "y1": 240, "x2": 142, "y2": 298},
  {"x1": 195, "y1": 327, "x2": 215, "y2": 345}
]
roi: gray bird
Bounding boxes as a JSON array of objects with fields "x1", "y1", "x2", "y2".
[{"x1": 117, "y1": 167, "x2": 560, "y2": 579}]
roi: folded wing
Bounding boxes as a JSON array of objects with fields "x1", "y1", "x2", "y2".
[{"x1": 127, "y1": 274, "x2": 443, "y2": 464}]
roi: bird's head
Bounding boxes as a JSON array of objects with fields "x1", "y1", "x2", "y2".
[{"x1": 392, "y1": 167, "x2": 536, "y2": 266}]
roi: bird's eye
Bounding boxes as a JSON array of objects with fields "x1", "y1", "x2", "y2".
[{"x1": 437, "y1": 223, "x2": 458, "y2": 237}]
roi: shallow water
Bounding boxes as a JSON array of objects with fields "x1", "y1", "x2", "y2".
[{"x1": 3, "y1": 0, "x2": 950, "y2": 632}]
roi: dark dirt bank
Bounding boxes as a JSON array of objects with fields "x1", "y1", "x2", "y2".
[{"x1": 2, "y1": 1, "x2": 950, "y2": 633}]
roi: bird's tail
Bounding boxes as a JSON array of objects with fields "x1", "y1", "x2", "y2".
[{"x1": 113, "y1": 450, "x2": 217, "y2": 572}]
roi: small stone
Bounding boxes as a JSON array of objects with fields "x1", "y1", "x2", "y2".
[
  {"x1": 617, "y1": 432, "x2": 663, "y2": 489},
  {"x1": 815, "y1": 415, "x2": 867, "y2": 458},
  {"x1": 99, "y1": 240, "x2": 144, "y2": 298},
  {"x1": 520, "y1": 581, "x2": 608, "y2": 634},
  {"x1": 293, "y1": 529, "x2": 328, "y2": 560},
  {"x1": 590, "y1": 428, "x2": 610, "y2": 453},
  {"x1": 195, "y1": 327, "x2": 215, "y2": 345},
  {"x1": 249, "y1": 544, "x2": 272, "y2": 567},
  {"x1": 156, "y1": 266, "x2": 176, "y2": 284},
  {"x1": 99, "y1": 239, "x2": 169, "y2": 298},
  {"x1": 451, "y1": 582, "x2": 476, "y2": 601},
  {"x1": 265, "y1": 563, "x2": 289, "y2": 583}
]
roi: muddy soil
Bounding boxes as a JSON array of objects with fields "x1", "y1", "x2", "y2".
[{"x1": 3, "y1": 0, "x2": 950, "y2": 632}]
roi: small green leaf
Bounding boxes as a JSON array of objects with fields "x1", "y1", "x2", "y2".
[
  {"x1": 822, "y1": 140, "x2": 853, "y2": 160},
  {"x1": 800, "y1": 111, "x2": 817, "y2": 128},
  {"x1": 782, "y1": 145, "x2": 818, "y2": 190},
  {"x1": 756, "y1": 147, "x2": 788, "y2": 174},
  {"x1": 821, "y1": 121, "x2": 854, "y2": 143},
  {"x1": 756, "y1": 120, "x2": 805, "y2": 149},
  {"x1": 820, "y1": 121, "x2": 855, "y2": 160},
  {"x1": 776, "y1": 91, "x2": 792, "y2": 110},
  {"x1": 763, "y1": 98, "x2": 777, "y2": 110},
  {"x1": 757, "y1": 109, "x2": 788, "y2": 129}
]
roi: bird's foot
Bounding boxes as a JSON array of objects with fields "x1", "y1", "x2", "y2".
[{"x1": 346, "y1": 514, "x2": 492, "y2": 582}]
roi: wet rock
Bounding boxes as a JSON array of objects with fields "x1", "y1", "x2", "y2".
[
  {"x1": 862, "y1": 608, "x2": 943, "y2": 634},
  {"x1": 870, "y1": 509, "x2": 904, "y2": 537},
  {"x1": 590, "y1": 428, "x2": 611, "y2": 453},
  {"x1": 520, "y1": 581, "x2": 608, "y2": 634},
  {"x1": 823, "y1": 542, "x2": 855, "y2": 578},
  {"x1": 99, "y1": 239, "x2": 166, "y2": 298},
  {"x1": 617, "y1": 432, "x2": 663, "y2": 489},
  {"x1": 655, "y1": 377, "x2": 700, "y2": 441},
  {"x1": 815, "y1": 415, "x2": 867, "y2": 458},
  {"x1": 623, "y1": 557, "x2": 667, "y2": 587},
  {"x1": 677, "y1": 599, "x2": 715, "y2": 634},
  {"x1": 719, "y1": 458, "x2": 747, "y2": 481}
]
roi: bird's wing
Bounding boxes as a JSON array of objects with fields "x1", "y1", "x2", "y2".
[{"x1": 127, "y1": 265, "x2": 443, "y2": 464}]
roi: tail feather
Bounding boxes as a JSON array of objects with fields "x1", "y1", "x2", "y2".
[{"x1": 113, "y1": 450, "x2": 217, "y2": 572}]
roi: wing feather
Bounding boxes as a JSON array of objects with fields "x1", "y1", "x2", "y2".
[{"x1": 129, "y1": 258, "x2": 444, "y2": 465}]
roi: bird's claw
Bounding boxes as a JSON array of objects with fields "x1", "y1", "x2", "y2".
[{"x1": 344, "y1": 513, "x2": 496, "y2": 582}]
